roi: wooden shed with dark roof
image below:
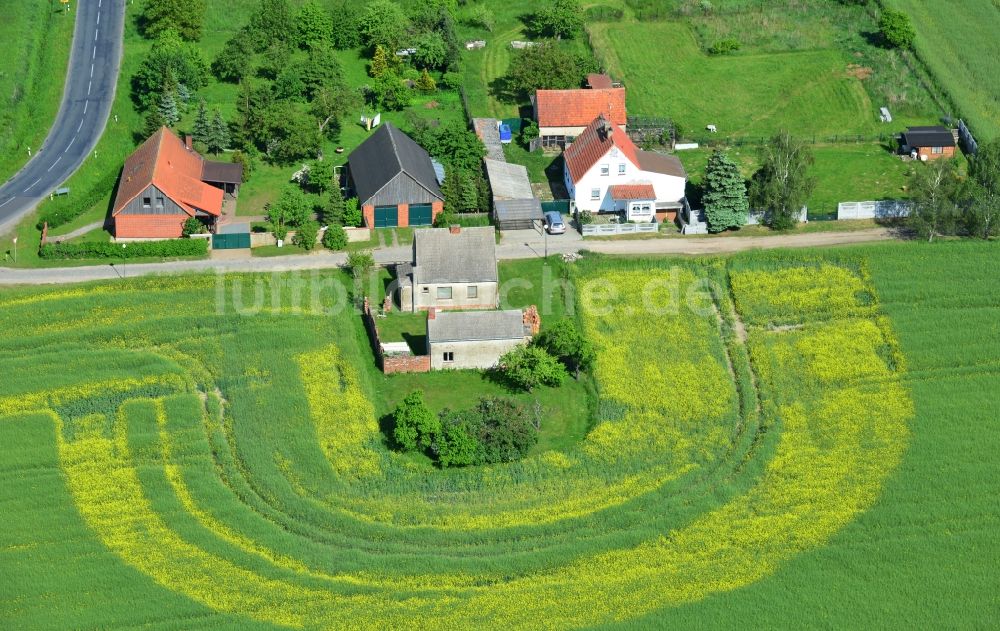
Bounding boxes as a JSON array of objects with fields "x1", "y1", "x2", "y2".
[
  {"x1": 900, "y1": 126, "x2": 957, "y2": 161},
  {"x1": 111, "y1": 127, "x2": 241, "y2": 239},
  {"x1": 347, "y1": 123, "x2": 444, "y2": 229}
]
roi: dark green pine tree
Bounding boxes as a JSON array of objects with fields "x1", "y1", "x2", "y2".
[
  {"x1": 460, "y1": 170, "x2": 479, "y2": 212},
  {"x1": 703, "y1": 150, "x2": 749, "y2": 232},
  {"x1": 323, "y1": 181, "x2": 346, "y2": 225},
  {"x1": 443, "y1": 169, "x2": 464, "y2": 216},
  {"x1": 206, "y1": 109, "x2": 230, "y2": 154},
  {"x1": 192, "y1": 99, "x2": 210, "y2": 144},
  {"x1": 143, "y1": 108, "x2": 169, "y2": 138}
]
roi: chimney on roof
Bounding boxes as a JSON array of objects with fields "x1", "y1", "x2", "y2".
[
  {"x1": 185, "y1": 135, "x2": 193, "y2": 150},
  {"x1": 428, "y1": 307, "x2": 436, "y2": 320},
  {"x1": 449, "y1": 224, "x2": 461, "y2": 235}
]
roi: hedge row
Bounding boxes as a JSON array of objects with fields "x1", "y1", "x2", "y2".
[
  {"x1": 39, "y1": 239, "x2": 208, "y2": 260},
  {"x1": 36, "y1": 169, "x2": 120, "y2": 230}
]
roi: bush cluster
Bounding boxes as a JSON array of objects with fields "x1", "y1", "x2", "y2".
[
  {"x1": 392, "y1": 392, "x2": 539, "y2": 467},
  {"x1": 39, "y1": 239, "x2": 208, "y2": 260}
]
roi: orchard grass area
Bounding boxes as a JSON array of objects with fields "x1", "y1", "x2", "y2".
[
  {"x1": 0, "y1": 1, "x2": 74, "y2": 185},
  {"x1": 2, "y1": 241, "x2": 997, "y2": 626},
  {"x1": 885, "y1": 0, "x2": 1000, "y2": 141}
]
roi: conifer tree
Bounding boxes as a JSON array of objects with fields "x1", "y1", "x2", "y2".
[
  {"x1": 369, "y1": 44, "x2": 391, "y2": 78},
  {"x1": 206, "y1": 109, "x2": 230, "y2": 154},
  {"x1": 157, "y1": 89, "x2": 180, "y2": 126},
  {"x1": 703, "y1": 150, "x2": 749, "y2": 232},
  {"x1": 192, "y1": 99, "x2": 210, "y2": 144},
  {"x1": 416, "y1": 68, "x2": 436, "y2": 92}
]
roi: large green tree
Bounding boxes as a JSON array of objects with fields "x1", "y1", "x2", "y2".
[
  {"x1": 414, "y1": 120, "x2": 486, "y2": 171},
  {"x1": 528, "y1": 0, "x2": 584, "y2": 40},
  {"x1": 211, "y1": 31, "x2": 255, "y2": 83},
  {"x1": 502, "y1": 43, "x2": 598, "y2": 101},
  {"x1": 391, "y1": 390, "x2": 441, "y2": 452},
  {"x1": 295, "y1": 0, "x2": 333, "y2": 49},
  {"x1": 267, "y1": 186, "x2": 312, "y2": 241},
  {"x1": 965, "y1": 140, "x2": 1000, "y2": 239},
  {"x1": 702, "y1": 150, "x2": 749, "y2": 232},
  {"x1": 497, "y1": 345, "x2": 566, "y2": 392},
  {"x1": 247, "y1": 0, "x2": 295, "y2": 52},
  {"x1": 412, "y1": 31, "x2": 447, "y2": 70},
  {"x1": 206, "y1": 109, "x2": 230, "y2": 155},
  {"x1": 132, "y1": 29, "x2": 209, "y2": 110},
  {"x1": 908, "y1": 159, "x2": 960, "y2": 242},
  {"x1": 192, "y1": 98, "x2": 210, "y2": 145},
  {"x1": 358, "y1": 0, "x2": 411, "y2": 52},
  {"x1": 306, "y1": 159, "x2": 334, "y2": 195},
  {"x1": 879, "y1": 9, "x2": 916, "y2": 49},
  {"x1": 141, "y1": 0, "x2": 206, "y2": 41},
  {"x1": 532, "y1": 319, "x2": 594, "y2": 379},
  {"x1": 749, "y1": 131, "x2": 815, "y2": 230}
]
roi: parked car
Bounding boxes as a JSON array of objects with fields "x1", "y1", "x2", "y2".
[{"x1": 544, "y1": 211, "x2": 566, "y2": 234}]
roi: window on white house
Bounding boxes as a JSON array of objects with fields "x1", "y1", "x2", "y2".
[
  {"x1": 600, "y1": 164, "x2": 609, "y2": 176},
  {"x1": 437, "y1": 287, "x2": 453, "y2": 300},
  {"x1": 467, "y1": 285, "x2": 478, "y2": 298},
  {"x1": 443, "y1": 352, "x2": 454, "y2": 362},
  {"x1": 422, "y1": 287, "x2": 429, "y2": 293},
  {"x1": 618, "y1": 163, "x2": 626, "y2": 174},
  {"x1": 591, "y1": 188, "x2": 601, "y2": 200},
  {"x1": 641, "y1": 204, "x2": 651, "y2": 214}
]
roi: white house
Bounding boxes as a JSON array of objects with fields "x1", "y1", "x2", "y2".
[
  {"x1": 396, "y1": 226, "x2": 499, "y2": 312},
  {"x1": 426, "y1": 309, "x2": 533, "y2": 370},
  {"x1": 563, "y1": 116, "x2": 687, "y2": 223}
]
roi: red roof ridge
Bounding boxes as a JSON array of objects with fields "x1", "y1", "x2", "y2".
[{"x1": 563, "y1": 116, "x2": 640, "y2": 184}]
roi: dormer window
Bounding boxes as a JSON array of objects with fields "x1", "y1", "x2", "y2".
[
  {"x1": 600, "y1": 164, "x2": 609, "y2": 176},
  {"x1": 142, "y1": 197, "x2": 151, "y2": 208},
  {"x1": 618, "y1": 163, "x2": 626, "y2": 175}
]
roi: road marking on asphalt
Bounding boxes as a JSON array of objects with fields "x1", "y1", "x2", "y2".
[
  {"x1": 90, "y1": 64, "x2": 94, "y2": 78},
  {"x1": 78, "y1": 118, "x2": 84, "y2": 132},
  {"x1": 97, "y1": 12, "x2": 100, "y2": 25},
  {"x1": 24, "y1": 178, "x2": 42, "y2": 193},
  {"x1": 47, "y1": 156, "x2": 62, "y2": 172},
  {"x1": 87, "y1": 81, "x2": 92, "y2": 95},
  {"x1": 83, "y1": 100, "x2": 88, "y2": 114},
  {"x1": 93, "y1": 45, "x2": 97, "y2": 60},
  {"x1": 0, "y1": 199, "x2": 11, "y2": 208},
  {"x1": 66, "y1": 136, "x2": 76, "y2": 152},
  {"x1": 95, "y1": 28, "x2": 99, "y2": 40}
]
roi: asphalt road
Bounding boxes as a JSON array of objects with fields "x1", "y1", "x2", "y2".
[
  {"x1": 0, "y1": 229, "x2": 895, "y2": 285},
  {"x1": 0, "y1": 0, "x2": 125, "y2": 235}
]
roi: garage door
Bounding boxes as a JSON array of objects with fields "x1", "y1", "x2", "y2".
[
  {"x1": 374, "y1": 205, "x2": 398, "y2": 228},
  {"x1": 212, "y1": 232, "x2": 251, "y2": 249},
  {"x1": 409, "y1": 204, "x2": 433, "y2": 226}
]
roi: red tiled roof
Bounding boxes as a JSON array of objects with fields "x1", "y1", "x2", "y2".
[
  {"x1": 610, "y1": 184, "x2": 656, "y2": 200},
  {"x1": 586, "y1": 73, "x2": 613, "y2": 89},
  {"x1": 564, "y1": 116, "x2": 640, "y2": 184},
  {"x1": 112, "y1": 127, "x2": 223, "y2": 218},
  {"x1": 535, "y1": 88, "x2": 626, "y2": 128}
]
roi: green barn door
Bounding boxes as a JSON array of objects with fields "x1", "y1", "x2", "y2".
[
  {"x1": 212, "y1": 233, "x2": 250, "y2": 249},
  {"x1": 409, "y1": 204, "x2": 433, "y2": 226},
  {"x1": 374, "y1": 206, "x2": 398, "y2": 228}
]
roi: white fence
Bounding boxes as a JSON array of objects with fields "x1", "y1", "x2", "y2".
[
  {"x1": 837, "y1": 200, "x2": 911, "y2": 221},
  {"x1": 582, "y1": 223, "x2": 659, "y2": 237}
]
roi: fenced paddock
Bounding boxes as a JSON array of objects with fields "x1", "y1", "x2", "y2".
[{"x1": 837, "y1": 200, "x2": 911, "y2": 221}]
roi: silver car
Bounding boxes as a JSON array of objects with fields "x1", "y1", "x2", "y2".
[{"x1": 544, "y1": 211, "x2": 566, "y2": 234}]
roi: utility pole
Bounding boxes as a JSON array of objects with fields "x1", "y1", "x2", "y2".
[{"x1": 11, "y1": 236, "x2": 17, "y2": 264}]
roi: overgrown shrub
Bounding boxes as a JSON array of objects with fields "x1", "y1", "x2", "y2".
[
  {"x1": 39, "y1": 239, "x2": 208, "y2": 260},
  {"x1": 322, "y1": 224, "x2": 348, "y2": 250},
  {"x1": 708, "y1": 38, "x2": 740, "y2": 55}
]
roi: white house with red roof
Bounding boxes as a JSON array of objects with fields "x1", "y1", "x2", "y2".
[
  {"x1": 563, "y1": 116, "x2": 687, "y2": 222},
  {"x1": 532, "y1": 74, "x2": 626, "y2": 148}
]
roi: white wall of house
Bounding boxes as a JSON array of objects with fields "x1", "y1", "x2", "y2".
[
  {"x1": 412, "y1": 282, "x2": 499, "y2": 311},
  {"x1": 565, "y1": 148, "x2": 686, "y2": 220},
  {"x1": 429, "y1": 337, "x2": 527, "y2": 370}
]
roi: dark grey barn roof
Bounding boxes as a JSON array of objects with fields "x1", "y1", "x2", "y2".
[
  {"x1": 347, "y1": 123, "x2": 443, "y2": 205},
  {"x1": 902, "y1": 126, "x2": 955, "y2": 148},
  {"x1": 494, "y1": 198, "x2": 543, "y2": 224},
  {"x1": 413, "y1": 226, "x2": 498, "y2": 285},
  {"x1": 201, "y1": 160, "x2": 243, "y2": 184},
  {"x1": 427, "y1": 309, "x2": 527, "y2": 343}
]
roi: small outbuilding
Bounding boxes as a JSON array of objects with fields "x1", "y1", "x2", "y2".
[
  {"x1": 900, "y1": 126, "x2": 956, "y2": 161},
  {"x1": 427, "y1": 308, "x2": 532, "y2": 370},
  {"x1": 347, "y1": 123, "x2": 444, "y2": 228}
]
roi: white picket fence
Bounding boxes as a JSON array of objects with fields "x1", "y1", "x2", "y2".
[
  {"x1": 582, "y1": 223, "x2": 659, "y2": 237},
  {"x1": 837, "y1": 200, "x2": 911, "y2": 221},
  {"x1": 746, "y1": 207, "x2": 808, "y2": 225}
]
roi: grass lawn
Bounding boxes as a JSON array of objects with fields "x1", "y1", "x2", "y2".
[
  {"x1": 590, "y1": 20, "x2": 878, "y2": 139},
  {"x1": 676, "y1": 142, "x2": 918, "y2": 218},
  {"x1": 374, "y1": 311, "x2": 427, "y2": 353},
  {"x1": 886, "y1": 0, "x2": 1000, "y2": 141},
  {"x1": 0, "y1": 2, "x2": 74, "y2": 184}
]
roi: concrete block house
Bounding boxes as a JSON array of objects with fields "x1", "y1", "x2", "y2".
[
  {"x1": 532, "y1": 74, "x2": 626, "y2": 149},
  {"x1": 427, "y1": 309, "x2": 534, "y2": 370},
  {"x1": 347, "y1": 123, "x2": 444, "y2": 229},
  {"x1": 564, "y1": 116, "x2": 687, "y2": 223},
  {"x1": 111, "y1": 127, "x2": 242, "y2": 239},
  {"x1": 900, "y1": 126, "x2": 957, "y2": 161},
  {"x1": 396, "y1": 226, "x2": 499, "y2": 312}
]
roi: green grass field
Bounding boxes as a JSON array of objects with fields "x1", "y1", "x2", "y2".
[
  {"x1": 886, "y1": 0, "x2": 1000, "y2": 141},
  {"x1": 590, "y1": 20, "x2": 879, "y2": 138},
  {"x1": 1, "y1": 242, "x2": 997, "y2": 627},
  {"x1": 0, "y1": 2, "x2": 74, "y2": 185}
]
